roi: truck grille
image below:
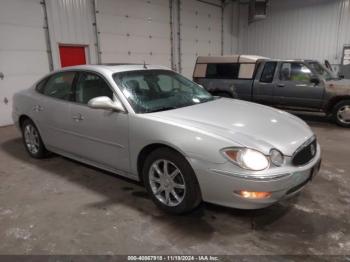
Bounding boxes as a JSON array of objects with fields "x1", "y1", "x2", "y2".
[{"x1": 292, "y1": 137, "x2": 317, "y2": 166}]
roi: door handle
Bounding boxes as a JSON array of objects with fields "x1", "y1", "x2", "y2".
[
  {"x1": 277, "y1": 83, "x2": 285, "y2": 87},
  {"x1": 73, "y1": 113, "x2": 84, "y2": 122},
  {"x1": 33, "y1": 105, "x2": 44, "y2": 112},
  {"x1": 0, "y1": 72, "x2": 4, "y2": 80}
]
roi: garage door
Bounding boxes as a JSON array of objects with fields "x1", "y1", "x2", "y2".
[
  {"x1": 96, "y1": 0, "x2": 172, "y2": 67},
  {"x1": 0, "y1": 0, "x2": 49, "y2": 126},
  {"x1": 180, "y1": 0, "x2": 222, "y2": 78}
]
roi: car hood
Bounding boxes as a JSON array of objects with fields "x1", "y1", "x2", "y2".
[{"x1": 149, "y1": 98, "x2": 313, "y2": 156}]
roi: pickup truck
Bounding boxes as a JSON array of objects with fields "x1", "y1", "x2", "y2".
[{"x1": 193, "y1": 55, "x2": 350, "y2": 127}]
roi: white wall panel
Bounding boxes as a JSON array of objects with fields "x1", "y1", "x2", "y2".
[
  {"x1": 238, "y1": 0, "x2": 350, "y2": 67},
  {"x1": 180, "y1": 0, "x2": 222, "y2": 78},
  {"x1": 223, "y1": 1, "x2": 239, "y2": 55},
  {"x1": 0, "y1": 0, "x2": 49, "y2": 126},
  {"x1": 46, "y1": 0, "x2": 98, "y2": 69},
  {"x1": 96, "y1": 0, "x2": 171, "y2": 67}
]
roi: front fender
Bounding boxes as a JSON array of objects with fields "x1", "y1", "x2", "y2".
[{"x1": 128, "y1": 114, "x2": 235, "y2": 175}]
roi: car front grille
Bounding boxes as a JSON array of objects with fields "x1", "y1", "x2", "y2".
[{"x1": 292, "y1": 137, "x2": 317, "y2": 166}]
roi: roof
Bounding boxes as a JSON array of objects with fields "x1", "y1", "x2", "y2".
[
  {"x1": 196, "y1": 55, "x2": 269, "y2": 64},
  {"x1": 55, "y1": 64, "x2": 171, "y2": 75}
]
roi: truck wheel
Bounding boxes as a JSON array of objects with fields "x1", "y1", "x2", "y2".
[
  {"x1": 333, "y1": 100, "x2": 350, "y2": 127},
  {"x1": 215, "y1": 92, "x2": 233, "y2": 98}
]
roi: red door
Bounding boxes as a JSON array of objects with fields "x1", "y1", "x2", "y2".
[{"x1": 59, "y1": 45, "x2": 87, "y2": 67}]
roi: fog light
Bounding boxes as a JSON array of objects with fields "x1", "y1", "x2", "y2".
[{"x1": 236, "y1": 190, "x2": 271, "y2": 199}]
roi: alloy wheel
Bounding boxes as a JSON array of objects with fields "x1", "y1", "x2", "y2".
[
  {"x1": 148, "y1": 159, "x2": 186, "y2": 207},
  {"x1": 24, "y1": 124, "x2": 40, "y2": 155},
  {"x1": 337, "y1": 105, "x2": 350, "y2": 124}
]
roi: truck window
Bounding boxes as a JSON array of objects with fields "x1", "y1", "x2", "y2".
[
  {"x1": 205, "y1": 63, "x2": 239, "y2": 79},
  {"x1": 260, "y1": 62, "x2": 277, "y2": 83},
  {"x1": 279, "y1": 62, "x2": 312, "y2": 82},
  {"x1": 238, "y1": 63, "x2": 256, "y2": 79}
]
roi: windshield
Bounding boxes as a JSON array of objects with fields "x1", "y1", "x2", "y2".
[
  {"x1": 113, "y1": 70, "x2": 215, "y2": 113},
  {"x1": 307, "y1": 61, "x2": 338, "y2": 81}
]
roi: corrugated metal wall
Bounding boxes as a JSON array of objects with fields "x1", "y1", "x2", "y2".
[
  {"x1": 223, "y1": 1, "x2": 239, "y2": 55},
  {"x1": 180, "y1": 0, "x2": 222, "y2": 77},
  {"x1": 237, "y1": 0, "x2": 350, "y2": 67},
  {"x1": 95, "y1": 0, "x2": 172, "y2": 67},
  {"x1": 45, "y1": 0, "x2": 98, "y2": 69}
]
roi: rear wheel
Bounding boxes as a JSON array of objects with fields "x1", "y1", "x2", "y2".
[
  {"x1": 332, "y1": 100, "x2": 350, "y2": 127},
  {"x1": 142, "y1": 148, "x2": 202, "y2": 214},
  {"x1": 22, "y1": 119, "x2": 48, "y2": 158}
]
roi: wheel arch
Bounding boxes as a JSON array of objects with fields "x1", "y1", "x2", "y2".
[
  {"x1": 19, "y1": 115, "x2": 32, "y2": 130},
  {"x1": 136, "y1": 143, "x2": 189, "y2": 184},
  {"x1": 325, "y1": 96, "x2": 350, "y2": 114},
  {"x1": 18, "y1": 115, "x2": 45, "y2": 142}
]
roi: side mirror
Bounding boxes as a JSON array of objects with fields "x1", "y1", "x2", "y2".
[
  {"x1": 88, "y1": 96, "x2": 125, "y2": 112},
  {"x1": 310, "y1": 76, "x2": 320, "y2": 85}
]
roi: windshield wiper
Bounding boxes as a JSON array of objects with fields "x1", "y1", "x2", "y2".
[{"x1": 147, "y1": 106, "x2": 177, "y2": 113}]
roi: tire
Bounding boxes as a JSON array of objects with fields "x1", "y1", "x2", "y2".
[
  {"x1": 142, "y1": 148, "x2": 202, "y2": 214},
  {"x1": 215, "y1": 92, "x2": 233, "y2": 98},
  {"x1": 332, "y1": 100, "x2": 350, "y2": 127},
  {"x1": 21, "y1": 119, "x2": 49, "y2": 158}
]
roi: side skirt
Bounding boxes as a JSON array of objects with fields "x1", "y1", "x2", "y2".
[{"x1": 46, "y1": 145, "x2": 139, "y2": 182}]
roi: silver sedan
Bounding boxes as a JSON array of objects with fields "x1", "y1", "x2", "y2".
[{"x1": 12, "y1": 64, "x2": 321, "y2": 214}]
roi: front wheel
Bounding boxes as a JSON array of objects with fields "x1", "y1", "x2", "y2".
[
  {"x1": 332, "y1": 100, "x2": 350, "y2": 127},
  {"x1": 142, "y1": 148, "x2": 202, "y2": 214}
]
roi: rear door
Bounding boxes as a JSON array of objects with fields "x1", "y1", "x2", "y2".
[
  {"x1": 252, "y1": 61, "x2": 278, "y2": 105},
  {"x1": 36, "y1": 71, "x2": 77, "y2": 152},
  {"x1": 68, "y1": 71, "x2": 130, "y2": 173},
  {"x1": 274, "y1": 62, "x2": 324, "y2": 109}
]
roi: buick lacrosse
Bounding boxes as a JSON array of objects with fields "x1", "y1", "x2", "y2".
[{"x1": 13, "y1": 64, "x2": 321, "y2": 214}]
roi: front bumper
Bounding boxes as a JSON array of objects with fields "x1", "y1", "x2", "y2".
[{"x1": 189, "y1": 144, "x2": 322, "y2": 209}]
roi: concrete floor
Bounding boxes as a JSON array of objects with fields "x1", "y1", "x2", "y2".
[{"x1": 0, "y1": 115, "x2": 350, "y2": 255}]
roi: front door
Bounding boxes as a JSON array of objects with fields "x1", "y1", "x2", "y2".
[
  {"x1": 68, "y1": 71, "x2": 130, "y2": 173},
  {"x1": 274, "y1": 62, "x2": 324, "y2": 109}
]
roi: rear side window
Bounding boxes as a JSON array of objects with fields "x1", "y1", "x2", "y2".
[
  {"x1": 35, "y1": 77, "x2": 49, "y2": 93},
  {"x1": 42, "y1": 72, "x2": 76, "y2": 101},
  {"x1": 205, "y1": 63, "x2": 239, "y2": 79},
  {"x1": 260, "y1": 62, "x2": 277, "y2": 83}
]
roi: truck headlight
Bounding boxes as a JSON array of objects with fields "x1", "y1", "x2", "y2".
[
  {"x1": 270, "y1": 149, "x2": 284, "y2": 166},
  {"x1": 222, "y1": 148, "x2": 269, "y2": 171}
]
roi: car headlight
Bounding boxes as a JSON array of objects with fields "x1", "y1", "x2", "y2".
[
  {"x1": 270, "y1": 149, "x2": 284, "y2": 166},
  {"x1": 221, "y1": 148, "x2": 269, "y2": 171}
]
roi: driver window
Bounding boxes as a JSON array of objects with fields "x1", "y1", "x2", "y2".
[
  {"x1": 279, "y1": 62, "x2": 312, "y2": 82},
  {"x1": 75, "y1": 72, "x2": 113, "y2": 104}
]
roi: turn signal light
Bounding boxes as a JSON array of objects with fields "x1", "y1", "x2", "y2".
[{"x1": 236, "y1": 190, "x2": 271, "y2": 199}]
